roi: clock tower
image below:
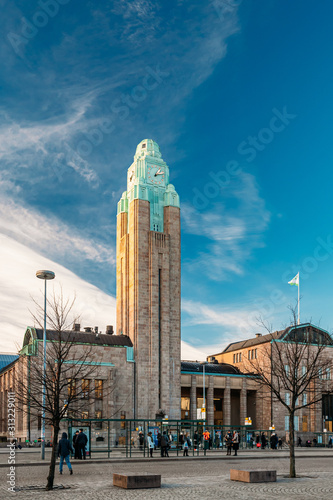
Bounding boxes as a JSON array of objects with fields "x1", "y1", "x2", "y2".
[{"x1": 116, "y1": 139, "x2": 181, "y2": 419}]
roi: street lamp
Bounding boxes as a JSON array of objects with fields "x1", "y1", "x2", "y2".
[{"x1": 36, "y1": 270, "x2": 55, "y2": 460}]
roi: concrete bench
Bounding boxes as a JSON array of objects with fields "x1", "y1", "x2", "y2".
[
  {"x1": 113, "y1": 473, "x2": 161, "y2": 489},
  {"x1": 230, "y1": 469, "x2": 276, "y2": 483}
]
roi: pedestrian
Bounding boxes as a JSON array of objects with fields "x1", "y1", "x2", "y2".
[
  {"x1": 58, "y1": 432, "x2": 73, "y2": 475},
  {"x1": 261, "y1": 432, "x2": 267, "y2": 450},
  {"x1": 160, "y1": 431, "x2": 169, "y2": 457},
  {"x1": 147, "y1": 432, "x2": 154, "y2": 457},
  {"x1": 139, "y1": 431, "x2": 144, "y2": 451},
  {"x1": 225, "y1": 431, "x2": 232, "y2": 456},
  {"x1": 73, "y1": 430, "x2": 80, "y2": 459},
  {"x1": 76, "y1": 429, "x2": 88, "y2": 460},
  {"x1": 297, "y1": 436, "x2": 302, "y2": 447},
  {"x1": 183, "y1": 436, "x2": 189, "y2": 456},
  {"x1": 232, "y1": 430, "x2": 239, "y2": 456},
  {"x1": 328, "y1": 437, "x2": 332, "y2": 448},
  {"x1": 215, "y1": 431, "x2": 220, "y2": 449},
  {"x1": 278, "y1": 437, "x2": 283, "y2": 449}
]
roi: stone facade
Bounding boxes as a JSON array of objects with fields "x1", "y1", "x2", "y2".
[{"x1": 116, "y1": 139, "x2": 181, "y2": 420}]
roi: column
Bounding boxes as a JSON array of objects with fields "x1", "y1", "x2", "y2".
[
  {"x1": 190, "y1": 375, "x2": 197, "y2": 420},
  {"x1": 207, "y1": 377, "x2": 214, "y2": 426},
  {"x1": 240, "y1": 378, "x2": 247, "y2": 427},
  {"x1": 223, "y1": 377, "x2": 231, "y2": 427}
]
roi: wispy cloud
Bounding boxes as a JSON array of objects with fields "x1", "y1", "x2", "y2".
[{"x1": 182, "y1": 173, "x2": 270, "y2": 280}]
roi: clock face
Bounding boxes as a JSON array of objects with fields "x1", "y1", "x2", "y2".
[{"x1": 147, "y1": 165, "x2": 165, "y2": 185}]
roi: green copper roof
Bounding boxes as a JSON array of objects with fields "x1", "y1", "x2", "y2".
[{"x1": 117, "y1": 139, "x2": 180, "y2": 232}]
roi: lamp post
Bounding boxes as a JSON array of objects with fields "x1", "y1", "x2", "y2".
[{"x1": 36, "y1": 270, "x2": 55, "y2": 460}]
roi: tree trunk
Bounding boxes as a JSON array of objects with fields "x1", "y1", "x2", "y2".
[
  {"x1": 289, "y1": 412, "x2": 296, "y2": 478},
  {"x1": 46, "y1": 425, "x2": 59, "y2": 490}
]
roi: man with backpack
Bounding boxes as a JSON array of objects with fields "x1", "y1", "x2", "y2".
[{"x1": 160, "y1": 431, "x2": 169, "y2": 457}]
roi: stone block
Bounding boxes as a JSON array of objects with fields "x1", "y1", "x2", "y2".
[
  {"x1": 230, "y1": 469, "x2": 276, "y2": 483},
  {"x1": 113, "y1": 473, "x2": 161, "y2": 489}
]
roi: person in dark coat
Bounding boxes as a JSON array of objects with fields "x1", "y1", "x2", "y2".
[
  {"x1": 160, "y1": 431, "x2": 169, "y2": 457},
  {"x1": 58, "y1": 432, "x2": 73, "y2": 474},
  {"x1": 73, "y1": 430, "x2": 80, "y2": 459},
  {"x1": 139, "y1": 431, "x2": 144, "y2": 451},
  {"x1": 261, "y1": 432, "x2": 267, "y2": 449},
  {"x1": 76, "y1": 429, "x2": 88, "y2": 459}
]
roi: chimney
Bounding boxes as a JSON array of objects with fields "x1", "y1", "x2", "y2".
[
  {"x1": 106, "y1": 325, "x2": 114, "y2": 335},
  {"x1": 73, "y1": 323, "x2": 80, "y2": 332},
  {"x1": 255, "y1": 333, "x2": 262, "y2": 338},
  {"x1": 84, "y1": 327, "x2": 92, "y2": 333}
]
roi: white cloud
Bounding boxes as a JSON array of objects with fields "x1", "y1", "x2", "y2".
[
  {"x1": 0, "y1": 234, "x2": 117, "y2": 353},
  {"x1": 182, "y1": 173, "x2": 270, "y2": 280}
]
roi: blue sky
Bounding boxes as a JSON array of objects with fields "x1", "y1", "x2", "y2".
[{"x1": 1, "y1": 0, "x2": 333, "y2": 354}]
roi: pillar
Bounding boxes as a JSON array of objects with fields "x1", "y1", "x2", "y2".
[
  {"x1": 223, "y1": 377, "x2": 231, "y2": 427},
  {"x1": 240, "y1": 378, "x2": 247, "y2": 427},
  {"x1": 190, "y1": 375, "x2": 197, "y2": 420},
  {"x1": 207, "y1": 377, "x2": 214, "y2": 426}
]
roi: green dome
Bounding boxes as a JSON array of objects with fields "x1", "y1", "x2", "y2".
[{"x1": 134, "y1": 139, "x2": 162, "y2": 160}]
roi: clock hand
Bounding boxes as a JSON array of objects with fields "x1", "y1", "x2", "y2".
[{"x1": 154, "y1": 169, "x2": 164, "y2": 176}]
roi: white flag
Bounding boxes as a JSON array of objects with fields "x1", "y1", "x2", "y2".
[{"x1": 288, "y1": 272, "x2": 299, "y2": 287}]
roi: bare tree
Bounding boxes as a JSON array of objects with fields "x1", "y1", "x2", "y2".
[
  {"x1": 15, "y1": 291, "x2": 106, "y2": 490},
  {"x1": 244, "y1": 309, "x2": 333, "y2": 477}
]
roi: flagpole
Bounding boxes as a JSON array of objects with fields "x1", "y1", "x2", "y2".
[{"x1": 298, "y1": 274, "x2": 300, "y2": 325}]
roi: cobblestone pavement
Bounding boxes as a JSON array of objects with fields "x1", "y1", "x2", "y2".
[{"x1": 1, "y1": 456, "x2": 333, "y2": 499}]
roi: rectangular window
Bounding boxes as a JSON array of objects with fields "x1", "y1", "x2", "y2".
[
  {"x1": 81, "y1": 411, "x2": 89, "y2": 419},
  {"x1": 319, "y1": 368, "x2": 323, "y2": 380},
  {"x1": 254, "y1": 349, "x2": 257, "y2": 359},
  {"x1": 68, "y1": 379, "x2": 76, "y2": 398},
  {"x1": 302, "y1": 366, "x2": 306, "y2": 376},
  {"x1": 285, "y1": 416, "x2": 289, "y2": 431},
  {"x1": 295, "y1": 397, "x2": 299, "y2": 406},
  {"x1": 95, "y1": 410, "x2": 102, "y2": 429},
  {"x1": 239, "y1": 352, "x2": 242, "y2": 362},
  {"x1": 95, "y1": 379, "x2": 103, "y2": 399},
  {"x1": 285, "y1": 365, "x2": 289, "y2": 375},
  {"x1": 233, "y1": 354, "x2": 236, "y2": 363},
  {"x1": 285, "y1": 392, "x2": 290, "y2": 405},
  {"x1": 303, "y1": 393, "x2": 307, "y2": 405},
  {"x1": 248, "y1": 351, "x2": 251, "y2": 360},
  {"x1": 302, "y1": 415, "x2": 308, "y2": 432},
  {"x1": 294, "y1": 416, "x2": 299, "y2": 431},
  {"x1": 82, "y1": 379, "x2": 90, "y2": 399},
  {"x1": 326, "y1": 368, "x2": 331, "y2": 381}
]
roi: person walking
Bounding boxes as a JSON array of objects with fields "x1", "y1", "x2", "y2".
[
  {"x1": 72, "y1": 430, "x2": 80, "y2": 459},
  {"x1": 139, "y1": 431, "x2": 144, "y2": 451},
  {"x1": 225, "y1": 431, "x2": 232, "y2": 456},
  {"x1": 232, "y1": 430, "x2": 239, "y2": 456},
  {"x1": 183, "y1": 436, "x2": 189, "y2": 457},
  {"x1": 58, "y1": 432, "x2": 73, "y2": 475},
  {"x1": 193, "y1": 431, "x2": 198, "y2": 451},
  {"x1": 261, "y1": 432, "x2": 267, "y2": 450},
  {"x1": 76, "y1": 429, "x2": 88, "y2": 460},
  {"x1": 147, "y1": 432, "x2": 154, "y2": 457},
  {"x1": 160, "y1": 431, "x2": 169, "y2": 457}
]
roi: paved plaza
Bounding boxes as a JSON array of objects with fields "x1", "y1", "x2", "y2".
[{"x1": 1, "y1": 451, "x2": 333, "y2": 499}]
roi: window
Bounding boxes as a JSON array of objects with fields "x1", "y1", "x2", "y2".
[
  {"x1": 302, "y1": 366, "x2": 306, "y2": 376},
  {"x1": 285, "y1": 393, "x2": 290, "y2": 405},
  {"x1": 142, "y1": 144, "x2": 146, "y2": 148},
  {"x1": 95, "y1": 379, "x2": 103, "y2": 399},
  {"x1": 326, "y1": 368, "x2": 331, "y2": 381},
  {"x1": 295, "y1": 397, "x2": 299, "y2": 406},
  {"x1": 302, "y1": 415, "x2": 308, "y2": 432},
  {"x1": 239, "y1": 352, "x2": 242, "y2": 362},
  {"x1": 248, "y1": 351, "x2": 251, "y2": 360},
  {"x1": 82, "y1": 379, "x2": 90, "y2": 399},
  {"x1": 81, "y1": 411, "x2": 89, "y2": 419},
  {"x1": 284, "y1": 365, "x2": 289, "y2": 375},
  {"x1": 319, "y1": 368, "x2": 323, "y2": 380},
  {"x1": 233, "y1": 354, "x2": 236, "y2": 363},
  {"x1": 95, "y1": 411, "x2": 102, "y2": 429},
  {"x1": 303, "y1": 393, "x2": 307, "y2": 405},
  {"x1": 68, "y1": 379, "x2": 76, "y2": 398},
  {"x1": 254, "y1": 349, "x2": 257, "y2": 359},
  {"x1": 285, "y1": 416, "x2": 289, "y2": 431},
  {"x1": 294, "y1": 416, "x2": 299, "y2": 431}
]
